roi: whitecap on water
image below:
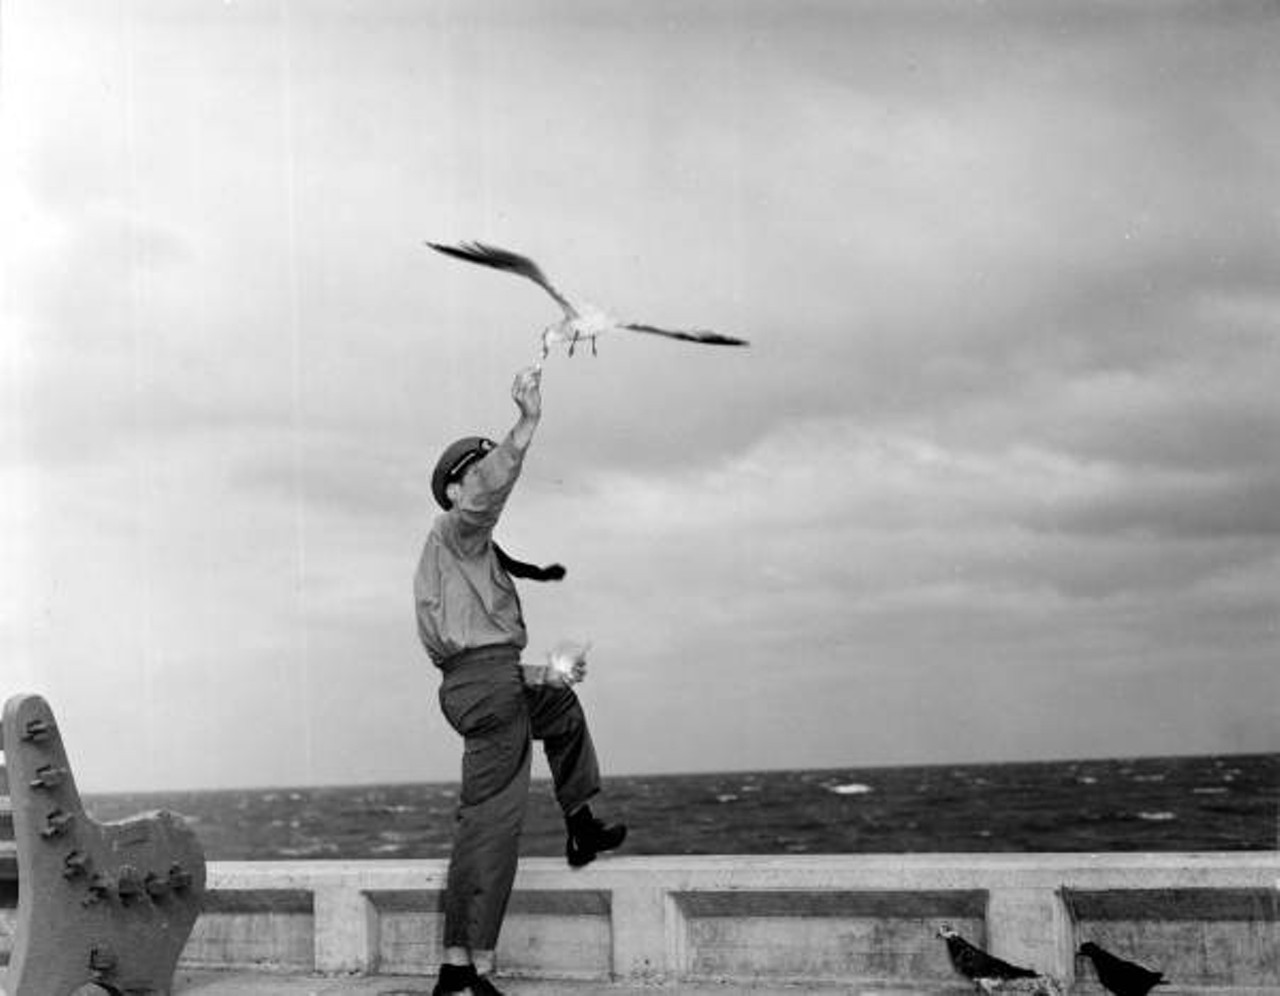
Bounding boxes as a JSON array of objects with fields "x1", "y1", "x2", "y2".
[
  {"x1": 278, "y1": 842, "x2": 339, "y2": 857},
  {"x1": 828, "y1": 783, "x2": 873, "y2": 795},
  {"x1": 1138, "y1": 811, "x2": 1176, "y2": 821}
]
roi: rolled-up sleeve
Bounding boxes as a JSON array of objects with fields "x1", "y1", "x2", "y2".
[{"x1": 446, "y1": 437, "x2": 525, "y2": 555}]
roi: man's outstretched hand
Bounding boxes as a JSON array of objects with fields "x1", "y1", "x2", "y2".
[
  {"x1": 508, "y1": 364, "x2": 542, "y2": 452},
  {"x1": 512, "y1": 365, "x2": 542, "y2": 419}
]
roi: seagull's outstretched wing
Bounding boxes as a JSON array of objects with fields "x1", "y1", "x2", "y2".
[
  {"x1": 623, "y1": 323, "x2": 749, "y2": 347},
  {"x1": 425, "y1": 241, "x2": 577, "y2": 318}
]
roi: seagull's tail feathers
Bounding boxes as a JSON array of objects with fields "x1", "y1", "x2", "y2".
[
  {"x1": 623, "y1": 323, "x2": 749, "y2": 347},
  {"x1": 425, "y1": 240, "x2": 576, "y2": 316}
]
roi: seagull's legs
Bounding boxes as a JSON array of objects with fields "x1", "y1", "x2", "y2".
[
  {"x1": 569, "y1": 329, "x2": 580, "y2": 357},
  {"x1": 591, "y1": 336, "x2": 598, "y2": 357}
]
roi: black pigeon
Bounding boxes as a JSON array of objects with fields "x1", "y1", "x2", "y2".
[
  {"x1": 939, "y1": 925, "x2": 1039, "y2": 982},
  {"x1": 1078, "y1": 942, "x2": 1168, "y2": 996}
]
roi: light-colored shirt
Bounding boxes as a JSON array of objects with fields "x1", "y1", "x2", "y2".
[{"x1": 414, "y1": 436, "x2": 528, "y2": 665}]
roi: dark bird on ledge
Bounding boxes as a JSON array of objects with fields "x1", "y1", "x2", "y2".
[
  {"x1": 425, "y1": 241, "x2": 749, "y2": 358},
  {"x1": 939, "y1": 924, "x2": 1040, "y2": 983},
  {"x1": 1078, "y1": 941, "x2": 1168, "y2": 996}
]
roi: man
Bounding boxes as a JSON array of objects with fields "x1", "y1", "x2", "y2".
[{"x1": 415, "y1": 365, "x2": 627, "y2": 996}]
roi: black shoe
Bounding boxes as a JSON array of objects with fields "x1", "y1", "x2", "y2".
[
  {"x1": 471, "y1": 975, "x2": 506, "y2": 996},
  {"x1": 432, "y1": 962, "x2": 478, "y2": 995},
  {"x1": 566, "y1": 805, "x2": 627, "y2": 868}
]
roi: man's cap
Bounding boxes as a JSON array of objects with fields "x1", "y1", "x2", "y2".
[{"x1": 431, "y1": 436, "x2": 496, "y2": 509}]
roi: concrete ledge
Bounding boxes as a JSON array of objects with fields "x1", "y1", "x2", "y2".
[
  {"x1": 1064, "y1": 888, "x2": 1279, "y2": 921},
  {"x1": 177, "y1": 853, "x2": 1279, "y2": 991},
  {"x1": 674, "y1": 889, "x2": 986, "y2": 985},
  {"x1": 167, "y1": 969, "x2": 984, "y2": 994},
  {"x1": 1063, "y1": 887, "x2": 1279, "y2": 990}
]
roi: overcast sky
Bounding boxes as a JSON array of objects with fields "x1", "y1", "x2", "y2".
[{"x1": 2, "y1": 1, "x2": 1277, "y2": 792}]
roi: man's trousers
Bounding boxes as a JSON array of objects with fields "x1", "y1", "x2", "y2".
[{"x1": 436, "y1": 644, "x2": 601, "y2": 951}]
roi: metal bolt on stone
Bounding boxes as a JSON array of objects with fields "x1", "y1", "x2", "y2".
[
  {"x1": 83, "y1": 871, "x2": 115, "y2": 906},
  {"x1": 144, "y1": 870, "x2": 171, "y2": 899},
  {"x1": 117, "y1": 864, "x2": 146, "y2": 904},
  {"x1": 30, "y1": 763, "x2": 67, "y2": 790},
  {"x1": 40, "y1": 808, "x2": 74, "y2": 838},
  {"x1": 167, "y1": 861, "x2": 194, "y2": 891},
  {"x1": 20, "y1": 718, "x2": 54, "y2": 743},
  {"x1": 1, "y1": 692, "x2": 207, "y2": 996},
  {"x1": 62, "y1": 849, "x2": 91, "y2": 879},
  {"x1": 88, "y1": 945, "x2": 118, "y2": 972}
]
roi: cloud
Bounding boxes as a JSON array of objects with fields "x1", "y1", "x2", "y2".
[{"x1": 518, "y1": 408, "x2": 1274, "y2": 624}]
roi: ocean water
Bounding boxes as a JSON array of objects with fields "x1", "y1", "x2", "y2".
[{"x1": 84, "y1": 753, "x2": 1278, "y2": 862}]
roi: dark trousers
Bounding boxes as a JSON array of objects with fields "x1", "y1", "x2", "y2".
[{"x1": 437, "y1": 645, "x2": 601, "y2": 950}]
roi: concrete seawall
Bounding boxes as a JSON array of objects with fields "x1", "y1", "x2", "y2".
[{"x1": 169, "y1": 853, "x2": 1280, "y2": 992}]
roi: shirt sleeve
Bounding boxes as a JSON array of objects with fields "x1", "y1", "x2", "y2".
[{"x1": 442, "y1": 435, "x2": 525, "y2": 557}]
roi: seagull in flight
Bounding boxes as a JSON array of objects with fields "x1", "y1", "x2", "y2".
[{"x1": 425, "y1": 241, "x2": 749, "y2": 358}]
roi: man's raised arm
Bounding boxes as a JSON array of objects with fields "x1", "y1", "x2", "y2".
[{"x1": 507, "y1": 364, "x2": 542, "y2": 453}]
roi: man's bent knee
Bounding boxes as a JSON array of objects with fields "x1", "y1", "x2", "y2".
[{"x1": 528, "y1": 684, "x2": 587, "y2": 737}]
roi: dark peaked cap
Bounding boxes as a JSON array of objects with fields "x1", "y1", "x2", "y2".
[{"x1": 431, "y1": 436, "x2": 496, "y2": 510}]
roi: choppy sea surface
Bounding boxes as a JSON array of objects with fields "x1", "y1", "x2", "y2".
[{"x1": 85, "y1": 753, "x2": 1277, "y2": 861}]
